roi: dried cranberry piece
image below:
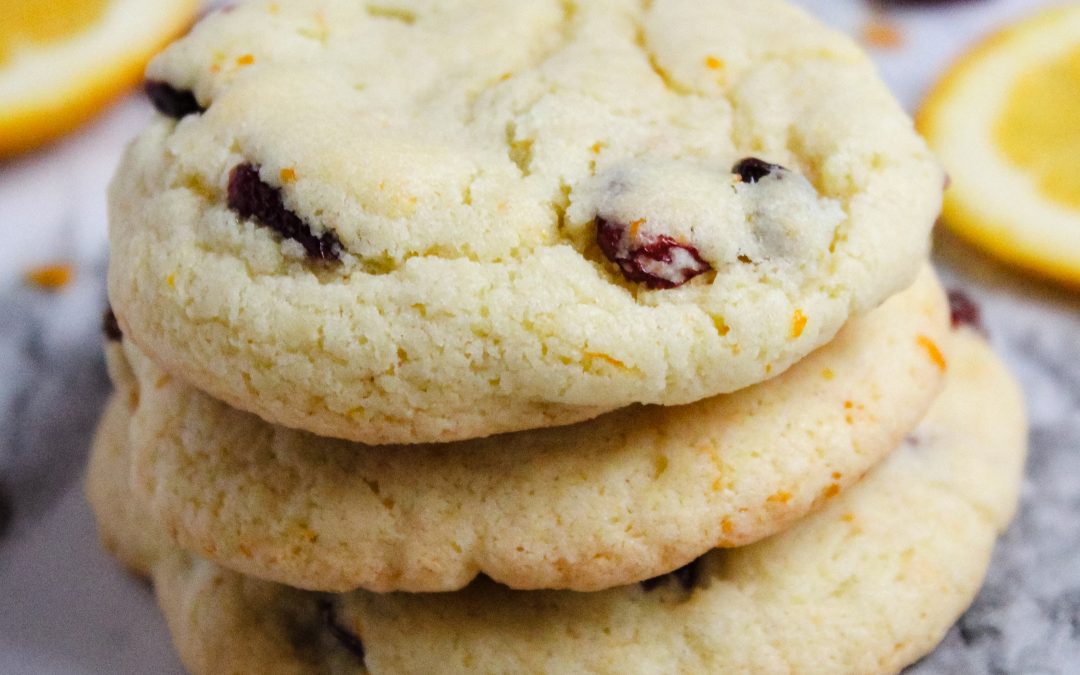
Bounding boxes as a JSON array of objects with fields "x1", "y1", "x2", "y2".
[
  {"x1": 103, "y1": 308, "x2": 122, "y2": 342},
  {"x1": 318, "y1": 599, "x2": 365, "y2": 662},
  {"x1": 145, "y1": 81, "x2": 205, "y2": 119},
  {"x1": 732, "y1": 157, "x2": 786, "y2": 183},
  {"x1": 640, "y1": 558, "x2": 700, "y2": 592},
  {"x1": 228, "y1": 163, "x2": 343, "y2": 262},
  {"x1": 596, "y1": 217, "x2": 711, "y2": 289},
  {"x1": 947, "y1": 289, "x2": 984, "y2": 332}
]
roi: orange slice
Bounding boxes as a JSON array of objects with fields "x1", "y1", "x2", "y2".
[
  {"x1": 0, "y1": 0, "x2": 199, "y2": 158},
  {"x1": 918, "y1": 5, "x2": 1080, "y2": 288}
]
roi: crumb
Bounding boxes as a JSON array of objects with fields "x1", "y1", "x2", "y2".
[
  {"x1": 862, "y1": 17, "x2": 905, "y2": 49},
  {"x1": 25, "y1": 263, "x2": 74, "y2": 291}
]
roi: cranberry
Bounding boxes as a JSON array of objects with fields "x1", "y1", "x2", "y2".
[
  {"x1": 947, "y1": 289, "x2": 984, "y2": 331},
  {"x1": 103, "y1": 308, "x2": 122, "y2": 342},
  {"x1": 596, "y1": 217, "x2": 711, "y2": 289},
  {"x1": 145, "y1": 81, "x2": 204, "y2": 119},
  {"x1": 640, "y1": 558, "x2": 700, "y2": 592},
  {"x1": 732, "y1": 157, "x2": 786, "y2": 184},
  {"x1": 318, "y1": 599, "x2": 365, "y2": 662},
  {"x1": 228, "y1": 163, "x2": 343, "y2": 262}
]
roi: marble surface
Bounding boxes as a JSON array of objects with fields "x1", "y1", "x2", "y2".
[{"x1": 0, "y1": 1, "x2": 1078, "y2": 673}]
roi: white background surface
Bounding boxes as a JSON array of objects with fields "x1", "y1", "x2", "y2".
[{"x1": 1, "y1": 1, "x2": 1078, "y2": 673}]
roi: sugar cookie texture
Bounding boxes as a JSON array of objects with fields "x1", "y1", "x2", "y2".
[
  {"x1": 120, "y1": 268, "x2": 948, "y2": 593},
  {"x1": 107, "y1": 0, "x2": 943, "y2": 444},
  {"x1": 87, "y1": 330, "x2": 1026, "y2": 674}
]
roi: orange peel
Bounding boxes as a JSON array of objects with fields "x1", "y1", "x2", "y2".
[
  {"x1": 918, "y1": 5, "x2": 1080, "y2": 288},
  {"x1": 0, "y1": 0, "x2": 199, "y2": 158}
]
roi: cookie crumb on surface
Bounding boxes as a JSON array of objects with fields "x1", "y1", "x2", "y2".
[
  {"x1": 862, "y1": 18, "x2": 905, "y2": 49},
  {"x1": 24, "y1": 263, "x2": 74, "y2": 291}
]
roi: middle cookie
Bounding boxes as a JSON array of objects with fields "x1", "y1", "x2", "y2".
[{"x1": 121, "y1": 268, "x2": 947, "y2": 593}]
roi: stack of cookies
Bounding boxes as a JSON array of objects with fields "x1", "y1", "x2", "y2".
[{"x1": 88, "y1": 1, "x2": 1028, "y2": 672}]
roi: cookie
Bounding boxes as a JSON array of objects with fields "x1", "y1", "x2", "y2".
[
  {"x1": 121, "y1": 268, "x2": 947, "y2": 593},
  {"x1": 107, "y1": 0, "x2": 943, "y2": 444},
  {"x1": 84, "y1": 383, "x2": 163, "y2": 576},
  {"x1": 89, "y1": 329, "x2": 1026, "y2": 674}
]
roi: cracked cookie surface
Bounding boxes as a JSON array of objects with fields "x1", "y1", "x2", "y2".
[
  {"x1": 122, "y1": 270, "x2": 946, "y2": 593},
  {"x1": 108, "y1": 0, "x2": 943, "y2": 444},
  {"x1": 87, "y1": 329, "x2": 1026, "y2": 674}
]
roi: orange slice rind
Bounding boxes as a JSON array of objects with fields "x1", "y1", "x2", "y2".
[
  {"x1": 0, "y1": 0, "x2": 199, "y2": 158},
  {"x1": 918, "y1": 5, "x2": 1080, "y2": 288}
]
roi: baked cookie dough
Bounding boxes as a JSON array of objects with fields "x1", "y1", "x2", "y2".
[
  {"x1": 122, "y1": 269, "x2": 946, "y2": 592},
  {"x1": 88, "y1": 329, "x2": 1026, "y2": 674},
  {"x1": 108, "y1": 0, "x2": 943, "y2": 444}
]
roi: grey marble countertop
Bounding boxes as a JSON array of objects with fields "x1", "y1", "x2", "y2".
[{"x1": 1, "y1": 1, "x2": 1077, "y2": 673}]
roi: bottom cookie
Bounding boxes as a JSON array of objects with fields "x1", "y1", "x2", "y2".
[{"x1": 87, "y1": 331, "x2": 1025, "y2": 675}]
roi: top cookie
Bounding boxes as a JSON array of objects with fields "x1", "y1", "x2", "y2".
[{"x1": 108, "y1": 0, "x2": 943, "y2": 444}]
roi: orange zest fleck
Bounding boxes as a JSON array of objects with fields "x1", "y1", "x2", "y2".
[
  {"x1": 591, "y1": 142, "x2": 603, "y2": 154},
  {"x1": 917, "y1": 335, "x2": 948, "y2": 371},
  {"x1": 767, "y1": 491, "x2": 792, "y2": 504},
  {"x1": 584, "y1": 352, "x2": 627, "y2": 369},
  {"x1": 790, "y1": 309, "x2": 808, "y2": 339},
  {"x1": 280, "y1": 167, "x2": 297, "y2": 183},
  {"x1": 841, "y1": 513, "x2": 856, "y2": 523},
  {"x1": 236, "y1": 53, "x2": 255, "y2": 66},
  {"x1": 861, "y1": 18, "x2": 904, "y2": 50},
  {"x1": 629, "y1": 218, "x2": 646, "y2": 240},
  {"x1": 822, "y1": 368, "x2": 835, "y2": 380},
  {"x1": 823, "y1": 484, "x2": 841, "y2": 499},
  {"x1": 712, "y1": 315, "x2": 730, "y2": 337},
  {"x1": 704, "y1": 55, "x2": 724, "y2": 70},
  {"x1": 721, "y1": 518, "x2": 734, "y2": 534},
  {"x1": 25, "y1": 263, "x2": 74, "y2": 291}
]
